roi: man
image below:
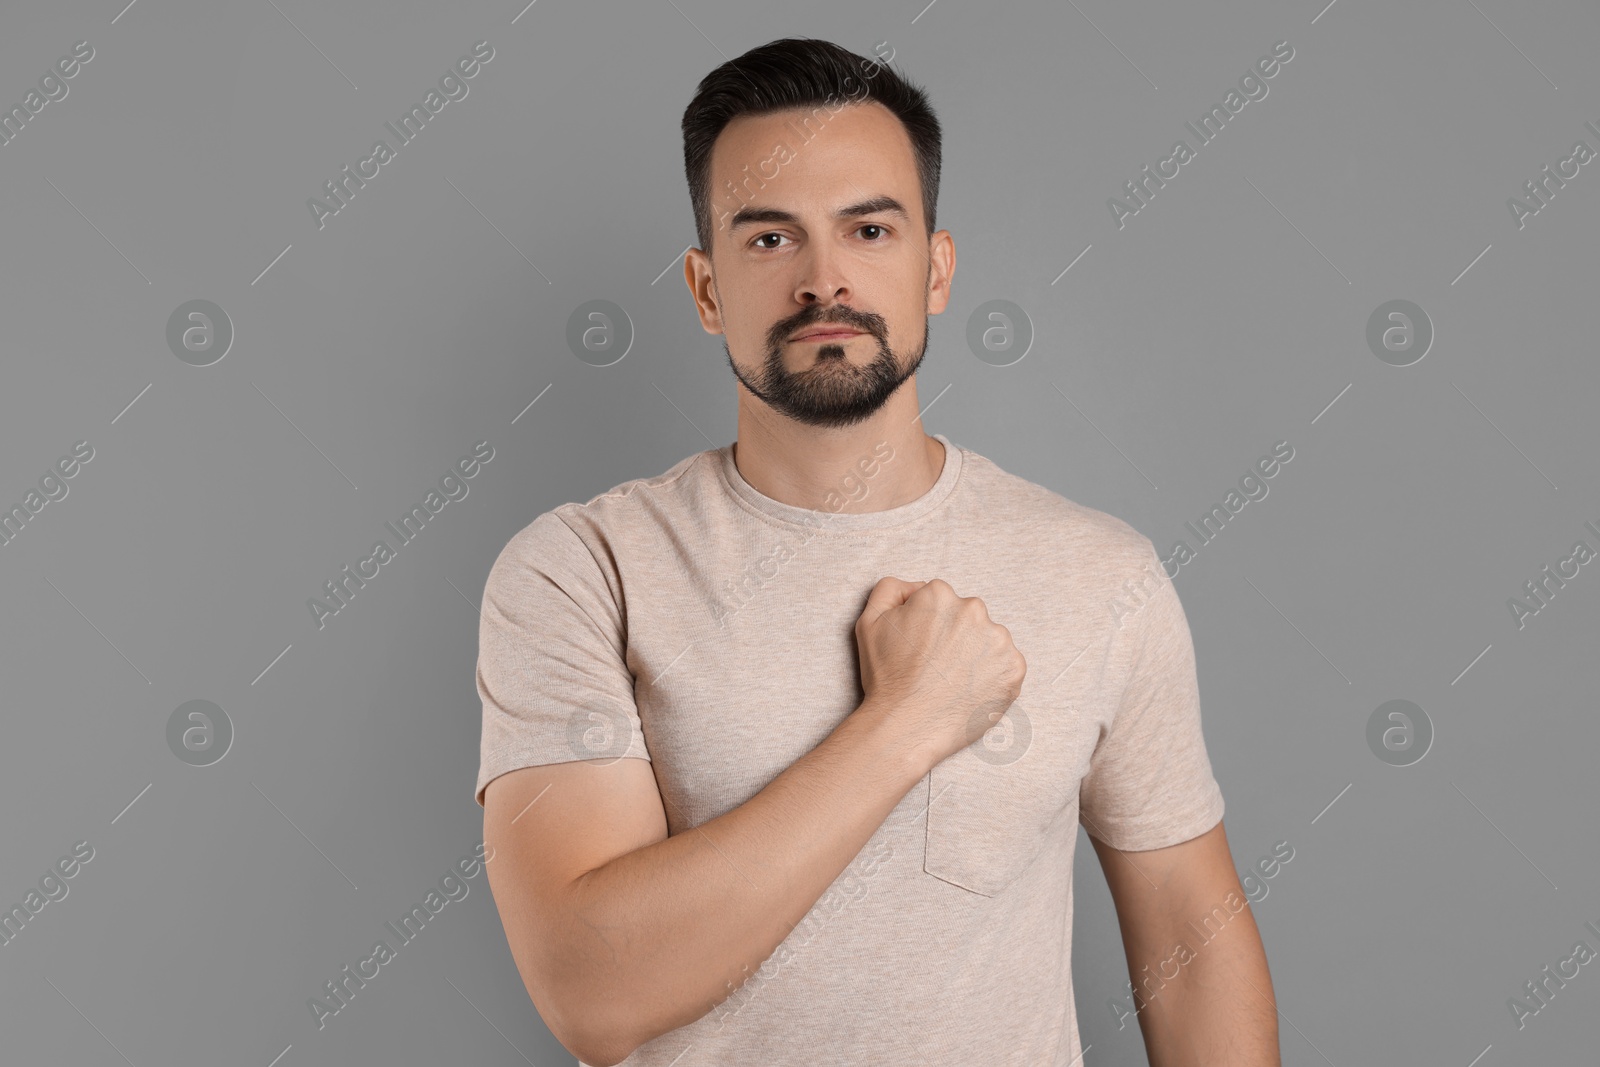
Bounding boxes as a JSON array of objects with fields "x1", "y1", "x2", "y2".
[{"x1": 476, "y1": 37, "x2": 1279, "y2": 1067}]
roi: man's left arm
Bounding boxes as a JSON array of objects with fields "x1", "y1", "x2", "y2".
[{"x1": 1089, "y1": 819, "x2": 1281, "y2": 1067}]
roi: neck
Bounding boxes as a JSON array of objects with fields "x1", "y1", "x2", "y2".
[{"x1": 730, "y1": 390, "x2": 945, "y2": 514}]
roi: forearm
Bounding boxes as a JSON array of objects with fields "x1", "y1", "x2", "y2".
[
  {"x1": 1133, "y1": 905, "x2": 1281, "y2": 1067},
  {"x1": 557, "y1": 697, "x2": 929, "y2": 1062}
]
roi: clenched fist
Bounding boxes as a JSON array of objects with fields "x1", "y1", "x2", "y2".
[{"x1": 853, "y1": 576, "x2": 1028, "y2": 770}]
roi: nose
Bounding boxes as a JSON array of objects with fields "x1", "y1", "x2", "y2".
[{"x1": 794, "y1": 242, "x2": 852, "y2": 309}]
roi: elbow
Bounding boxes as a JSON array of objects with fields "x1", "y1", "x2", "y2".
[
  {"x1": 577, "y1": 1040, "x2": 635, "y2": 1067},
  {"x1": 540, "y1": 972, "x2": 643, "y2": 1067},
  {"x1": 558, "y1": 1008, "x2": 641, "y2": 1067},
  {"x1": 527, "y1": 883, "x2": 650, "y2": 1063}
]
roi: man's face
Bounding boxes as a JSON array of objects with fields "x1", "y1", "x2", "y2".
[{"x1": 693, "y1": 100, "x2": 951, "y2": 429}]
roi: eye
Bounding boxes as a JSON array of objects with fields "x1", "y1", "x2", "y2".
[{"x1": 750, "y1": 224, "x2": 892, "y2": 251}]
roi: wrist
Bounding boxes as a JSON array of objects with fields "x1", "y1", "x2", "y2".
[{"x1": 853, "y1": 695, "x2": 936, "y2": 786}]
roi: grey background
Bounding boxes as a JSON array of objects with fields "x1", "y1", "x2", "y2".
[{"x1": 1, "y1": 0, "x2": 1596, "y2": 1064}]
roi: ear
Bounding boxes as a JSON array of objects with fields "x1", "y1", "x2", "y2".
[
  {"x1": 926, "y1": 230, "x2": 956, "y2": 315},
  {"x1": 684, "y1": 247, "x2": 725, "y2": 334}
]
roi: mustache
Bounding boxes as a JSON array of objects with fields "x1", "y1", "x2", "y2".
[{"x1": 775, "y1": 309, "x2": 884, "y2": 342}]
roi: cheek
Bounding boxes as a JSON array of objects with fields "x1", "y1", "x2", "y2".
[
  {"x1": 884, "y1": 307, "x2": 928, "y2": 348},
  {"x1": 714, "y1": 292, "x2": 767, "y2": 342}
]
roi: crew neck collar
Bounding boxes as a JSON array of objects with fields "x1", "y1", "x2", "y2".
[{"x1": 716, "y1": 433, "x2": 963, "y2": 533}]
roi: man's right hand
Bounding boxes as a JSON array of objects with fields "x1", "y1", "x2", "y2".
[{"x1": 854, "y1": 576, "x2": 1028, "y2": 770}]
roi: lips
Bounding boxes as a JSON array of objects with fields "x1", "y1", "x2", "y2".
[{"x1": 792, "y1": 328, "x2": 864, "y2": 342}]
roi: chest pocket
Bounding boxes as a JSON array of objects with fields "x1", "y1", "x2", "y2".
[{"x1": 922, "y1": 699, "x2": 1077, "y2": 897}]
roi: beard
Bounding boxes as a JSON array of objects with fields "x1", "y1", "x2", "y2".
[{"x1": 724, "y1": 313, "x2": 928, "y2": 429}]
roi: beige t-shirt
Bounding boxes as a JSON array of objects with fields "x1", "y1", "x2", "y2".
[{"x1": 475, "y1": 432, "x2": 1225, "y2": 1066}]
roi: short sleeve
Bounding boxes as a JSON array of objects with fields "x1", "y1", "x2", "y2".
[
  {"x1": 474, "y1": 510, "x2": 650, "y2": 807},
  {"x1": 1078, "y1": 539, "x2": 1224, "y2": 851}
]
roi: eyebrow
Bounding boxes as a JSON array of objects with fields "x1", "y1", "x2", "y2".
[{"x1": 726, "y1": 195, "x2": 912, "y2": 234}]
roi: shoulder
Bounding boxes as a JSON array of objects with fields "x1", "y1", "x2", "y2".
[
  {"x1": 955, "y1": 445, "x2": 1160, "y2": 584},
  {"x1": 489, "y1": 448, "x2": 719, "y2": 579}
]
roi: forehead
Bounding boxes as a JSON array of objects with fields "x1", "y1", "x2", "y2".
[{"x1": 709, "y1": 100, "x2": 921, "y2": 222}]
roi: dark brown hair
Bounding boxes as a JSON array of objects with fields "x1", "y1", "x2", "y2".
[{"x1": 681, "y1": 37, "x2": 942, "y2": 254}]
